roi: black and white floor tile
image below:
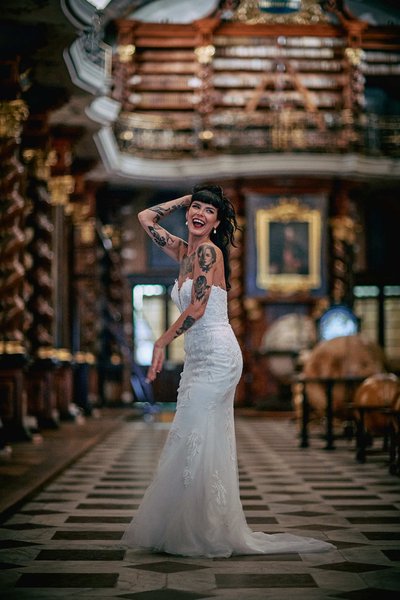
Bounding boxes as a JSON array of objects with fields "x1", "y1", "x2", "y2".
[{"x1": 0, "y1": 418, "x2": 399, "y2": 599}]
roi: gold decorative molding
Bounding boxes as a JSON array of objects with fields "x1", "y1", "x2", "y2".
[
  {"x1": 74, "y1": 351, "x2": 96, "y2": 364},
  {"x1": 53, "y1": 348, "x2": 73, "y2": 362},
  {"x1": 198, "y1": 129, "x2": 214, "y2": 141},
  {"x1": 110, "y1": 353, "x2": 122, "y2": 365},
  {"x1": 234, "y1": 0, "x2": 328, "y2": 24},
  {"x1": 0, "y1": 340, "x2": 25, "y2": 355},
  {"x1": 259, "y1": 197, "x2": 309, "y2": 220},
  {"x1": 243, "y1": 298, "x2": 263, "y2": 321},
  {"x1": 116, "y1": 44, "x2": 136, "y2": 63},
  {"x1": 194, "y1": 45, "x2": 216, "y2": 64},
  {"x1": 330, "y1": 215, "x2": 357, "y2": 245},
  {"x1": 36, "y1": 346, "x2": 72, "y2": 361},
  {"x1": 0, "y1": 99, "x2": 29, "y2": 139},
  {"x1": 36, "y1": 346, "x2": 56, "y2": 360},
  {"x1": 23, "y1": 149, "x2": 57, "y2": 181},
  {"x1": 344, "y1": 47, "x2": 365, "y2": 67},
  {"x1": 48, "y1": 175, "x2": 75, "y2": 206}
]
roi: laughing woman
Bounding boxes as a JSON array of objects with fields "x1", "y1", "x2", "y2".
[{"x1": 122, "y1": 183, "x2": 335, "y2": 557}]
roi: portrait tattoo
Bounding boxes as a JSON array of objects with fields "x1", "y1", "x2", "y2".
[
  {"x1": 197, "y1": 244, "x2": 217, "y2": 273},
  {"x1": 174, "y1": 316, "x2": 195, "y2": 337},
  {"x1": 193, "y1": 275, "x2": 210, "y2": 303}
]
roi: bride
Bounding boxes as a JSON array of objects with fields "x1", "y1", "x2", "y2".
[{"x1": 122, "y1": 184, "x2": 334, "y2": 557}]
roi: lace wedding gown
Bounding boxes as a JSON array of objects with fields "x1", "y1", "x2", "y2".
[{"x1": 122, "y1": 279, "x2": 334, "y2": 557}]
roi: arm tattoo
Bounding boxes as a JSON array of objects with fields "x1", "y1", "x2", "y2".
[
  {"x1": 197, "y1": 244, "x2": 217, "y2": 273},
  {"x1": 148, "y1": 224, "x2": 174, "y2": 247},
  {"x1": 193, "y1": 275, "x2": 210, "y2": 303},
  {"x1": 149, "y1": 202, "x2": 185, "y2": 222},
  {"x1": 148, "y1": 206, "x2": 165, "y2": 221},
  {"x1": 148, "y1": 225, "x2": 168, "y2": 247},
  {"x1": 174, "y1": 316, "x2": 195, "y2": 337}
]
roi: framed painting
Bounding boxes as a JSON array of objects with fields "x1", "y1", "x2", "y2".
[{"x1": 256, "y1": 198, "x2": 321, "y2": 292}]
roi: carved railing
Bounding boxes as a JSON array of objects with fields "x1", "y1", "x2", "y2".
[{"x1": 114, "y1": 111, "x2": 400, "y2": 158}]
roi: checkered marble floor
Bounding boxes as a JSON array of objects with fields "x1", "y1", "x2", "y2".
[{"x1": 0, "y1": 417, "x2": 399, "y2": 599}]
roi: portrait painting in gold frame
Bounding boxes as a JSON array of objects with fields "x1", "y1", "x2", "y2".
[{"x1": 256, "y1": 198, "x2": 321, "y2": 292}]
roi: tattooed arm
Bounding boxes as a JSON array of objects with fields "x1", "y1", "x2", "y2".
[
  {"x1": 146, "y1": 243, "x2": 222, "y2": 382},
  {"x1": 138, "y1": 194, "x2": 191, "y2": 262}
]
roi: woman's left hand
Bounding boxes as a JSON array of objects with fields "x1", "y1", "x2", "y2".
[{"x1": 146, "y1": 342, "x2": 165, "y2": 382}]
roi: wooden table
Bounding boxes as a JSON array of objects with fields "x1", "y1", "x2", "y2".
[{"x1": 297, "y1": 376, "x2": 365, "y2": 450}]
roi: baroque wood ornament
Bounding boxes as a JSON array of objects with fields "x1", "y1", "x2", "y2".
[
  {"x1": 235, "y1": 0, "x2": 327, "y2": 23},
  {"x1": 0, "y1": 100, "x2": 29, "y2": 355}
]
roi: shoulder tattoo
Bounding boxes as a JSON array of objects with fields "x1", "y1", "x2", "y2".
[{"x1": 197, "y1": 244, "x2": 217, "y2": 273}]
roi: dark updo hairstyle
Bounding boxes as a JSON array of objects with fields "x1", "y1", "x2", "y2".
[{"x1": 191, "y1": 183, "x2": 239, "y2": 290}]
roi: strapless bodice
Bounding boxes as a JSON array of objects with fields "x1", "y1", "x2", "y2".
[{"x1": 171, "y1": 278, "x2": 229, "y2": 331}]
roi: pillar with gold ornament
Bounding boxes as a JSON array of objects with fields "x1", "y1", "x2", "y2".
[
  {"x1": 112, "y1": 20, "x2": 138, "y2": 110},
  {"x1": 194, "y1": 19, "x2": 219, "y2": 153},
  {"x1": 97, "y1": 222, "x2": 126, "y2": 405},
  {"x1": 70, "y1": 178, "x2": 101, "y2": 413},
  {"x1": 23, "y1": 146, "x2": 73, "y2": 423},
  {"x1": 48, "y1": 173, "x2": 76, "y2": 418},
  {"x1": 0, "y1": 97, "x2": 32, "y2": 441},
  {"x1": 22, "y1": 150, "x2": 60, "y2": 428},
  {"x1": 329, "y1": 186, "x2": 357, "y2": 307}
]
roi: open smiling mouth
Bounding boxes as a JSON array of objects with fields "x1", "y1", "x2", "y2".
[{"x1": 192, "y1": 218, "x2": 205, "y2": 228}]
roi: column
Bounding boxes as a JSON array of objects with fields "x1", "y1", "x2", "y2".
[{"x1": 0, "y1": 97, "x2": 31, "y2": 441}]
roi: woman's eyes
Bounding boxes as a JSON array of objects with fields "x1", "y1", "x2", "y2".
[{"x1": 192, "y1": 204, "x2": 215, "y2": 214}]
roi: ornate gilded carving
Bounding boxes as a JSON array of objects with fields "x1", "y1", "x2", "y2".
[
  {"x1": 233, "y1": 0, "x2": 328, "y2": 24},
  {"x1": 0, "y1": 139, "x2": 27, "y2": 353},
  {"x1": 24, "y1": 172, "x2": 55, "y2": 356},
  {"x1": 330, "y1": 215, "x2": 356, "y2": 245},
  {"x1": 48, "y1": 175, "x2": 75, "y2": 206},
  {"x1": 22, "y1": 149, "x2": 57, "y2": 181},
  {"x1": 116, "y1": 44, "x2": 136, "y2": 63},
  {"x1": 72, "y1": 183, "x2": 101, "y2": 369},
  {"x1": 0, "y1": 100, "x2": 29, "y2": 139},
  {"x1": 113, "y1": 23, "x2": 138, "y2": 108},
  {"x1": 228, "y1": 216, "x2": 245, "y2": 338},
  {"x1": 194, "y1": 45, "x2": 216, "y2": 65},
  {"x1": 329, "y1": 214, "x2": 357, "y2": 304}
]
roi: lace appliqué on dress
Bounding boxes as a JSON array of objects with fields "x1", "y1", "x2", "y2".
[
  {"x1": 212, "y1": 470, "x2": 227, "y2": 507},
  {"x1": 183, "y1": 430, "x2": 203, "y2": 487},
  {"x1": 167, "y1": 426, "x2": 182, "y2": 445},
  {"x1": 225, "y1": 409, "x2": 236, "y2": 463}
]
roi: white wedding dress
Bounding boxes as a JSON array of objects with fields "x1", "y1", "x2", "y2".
[{"x1": 122, "y1": 279, "x2": 335, "y2": 557}]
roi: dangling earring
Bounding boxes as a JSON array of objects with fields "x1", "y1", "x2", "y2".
[
  {"x1": 185, "y1": 220, "x2": 188, "y2": 226},
  {"x1": 213, "y1": 227, "x2": 217, "y2": 234}
]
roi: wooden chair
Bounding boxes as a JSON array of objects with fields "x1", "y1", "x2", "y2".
[
  {"x1": 389, "y1": 394, "x2": 400, "y2": 475},
  {"x1": 352, "y1": 373, "x2": 400, "y2": 465}
]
